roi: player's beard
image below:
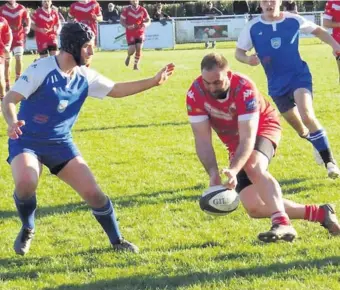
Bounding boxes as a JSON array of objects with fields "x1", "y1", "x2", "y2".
[{"x1": 210, "y1": 88, "x2": 229, "y2": 100}]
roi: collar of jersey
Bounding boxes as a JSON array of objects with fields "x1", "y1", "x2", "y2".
[{"x1": 259, "y1": 13, "x2": 286, "y2": 25}]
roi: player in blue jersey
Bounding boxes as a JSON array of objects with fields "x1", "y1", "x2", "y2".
[
  {"x1": 1, "y1": 22, "x2": 175, "y2": 256},
  {"x1": 235, "y1": 0, "x2": 340, "y2": 179}
]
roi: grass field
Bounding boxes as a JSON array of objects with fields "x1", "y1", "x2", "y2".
[{"x1": 1, "y1": 40, "x2": 340, "y2": 290}]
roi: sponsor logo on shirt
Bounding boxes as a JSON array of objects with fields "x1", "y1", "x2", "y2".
[{"x1": 245, "y1": 99, "x2": 257, "y2": 112}]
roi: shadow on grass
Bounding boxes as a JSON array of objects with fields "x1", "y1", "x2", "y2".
[
  {"x1": 32, "y1": 256, "x2": 340, "y2": 290},
  {"x1": 279, "y1": 178, "x2": 309, "y2": 195},
  {"x1": 75, "y1": 121, "x2": 188, "y2": 133},
  {"x1": 0, "y1": 184, "x2": 205, "y2": 220}
]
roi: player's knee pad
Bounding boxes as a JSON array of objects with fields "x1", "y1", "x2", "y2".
[{"x1": 13, "y1": 46, "x2": 24, "y2": 57}]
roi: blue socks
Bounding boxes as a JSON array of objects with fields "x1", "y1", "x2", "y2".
[
  {"x1": 307, "y1": 129, "x2": 334, "y2": 164},
  {"x1": 92, "y1": 198, "x2": 121, "y2": 245},
  {"x1": 14, "y1": 192, "x2": 37, "y2": 230}
]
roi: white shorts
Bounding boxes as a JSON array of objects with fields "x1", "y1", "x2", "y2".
[{"x1": 5, "y1": 46, "x2": 24, "y2": 59}]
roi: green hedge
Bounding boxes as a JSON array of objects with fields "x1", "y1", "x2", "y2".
[{"x1": 28, "y1": 1, "x2": 327, "y2": 19}]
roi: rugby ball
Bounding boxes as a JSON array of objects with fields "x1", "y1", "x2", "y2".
[{"x1": 199, "y1": 185, "x2": 240, "y2": 216}]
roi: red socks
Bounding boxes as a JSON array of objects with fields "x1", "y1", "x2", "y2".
[
  {"x1": 271, "y1": 211, "x2": 291, "y2": 226},
  {"x1": 304, "y1": 205, "x2": 325, "y2": 223}
]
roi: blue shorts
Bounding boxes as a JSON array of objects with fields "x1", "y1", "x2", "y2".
[
  {"x1": 271, "y1": 80, "x2": 313, "y2": 114},
  {"x1": 7, "y1": 138, "x2": 81, "y2": 175}
]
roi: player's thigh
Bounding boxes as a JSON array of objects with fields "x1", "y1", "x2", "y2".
[
  {"x1": 10, "y1": 152, "x2": 42, "y2": 195},
  {"x1": 293, "y1": 88, "x2": 315, "y2": 120},
  {"x1": 243, "y1": 138, "x2": 274, "y2": 181},
  {"x1": 57, "y1": 156, "x2": 106, "y2": 207},
  {"x1": 135, "y1": 41, "x2": 143, "y2": 52}
]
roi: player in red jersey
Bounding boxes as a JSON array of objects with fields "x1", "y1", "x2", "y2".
[
  {"x1": 0, "y1": 0, "x2": 30, "y2": 91},
  {"x1": 31, "y1": 0, "x2": 61, "y2": 58},
  {"x1": 187, "y1": 53, "x2": 340, "y2": 242},
  {"x1": 120, "y1": 0, "x2": 151, "y2": 70},
  {"x1": 0, "y1": 16, "x2": 12, "y2": 104},
  {"x1": 324, "y1": 0, "x2": 340, "y2": 82},
  {"x1": 68, "y1": 0, "x2": 102, "y2": 40}
]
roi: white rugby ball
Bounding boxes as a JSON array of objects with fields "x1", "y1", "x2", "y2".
[{"x1": 199, "y1": 185, "x2": 240, "y2": 216}]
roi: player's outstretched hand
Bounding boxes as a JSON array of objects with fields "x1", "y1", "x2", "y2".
[
  {"x1": 7, "y1": 120, "x2": 25, "y2": 140},
  {"x1": 221, "y1": 168, "x2": 238, "y2": 190},
  {"x1": 247, "y1": 54, "x2": 260, "y2": 66},
  {"x1": 153, "y1": 63, "x2": 175, "y2": 86}
]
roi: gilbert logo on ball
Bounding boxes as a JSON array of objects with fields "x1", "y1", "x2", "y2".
[{"x1": 199, "y1": 185, "x2": 240, "y2": 216}]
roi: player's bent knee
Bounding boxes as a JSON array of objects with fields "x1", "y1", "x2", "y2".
[{"x1": 15, "y1": 180, "x2": 38, "y2": 196}]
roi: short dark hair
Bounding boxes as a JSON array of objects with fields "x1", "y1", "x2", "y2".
[{"x1": 201, "y1": 53, "x2": 229, "y2": 71}]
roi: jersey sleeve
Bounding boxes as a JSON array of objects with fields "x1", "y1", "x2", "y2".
[
  {"x1": 68, "y1": 4, "x2": 75, "y2": 18},
  {"x1": 94, "y1": 2, "x2": 102, "y2": 16},
  {"x1": 236, "y1": 23, "x2": 253, "y2": 51},
  {"x1": 186, "y1": 82, "x2": 209, "y2": 124},
  {"x1": 143, "y1": 7, "x2": 150, "y2": 20},
  {"x1": 120, "y1": 7, "x2": 127, "y2": 20},
  {"x1": 2, "y1": 19, "x2": 12, "y2": 47},
  {"x1": 324, "y1": 1, "x2": 334, "y2": 20},
  {"x1": 30, "y1": 10, "x2": 37, "y2": 24},
  {"x1": 292, "y1": 13, "x2": 318, "y2": 34},
  {"x1": 235, "y1": 83, "x2": 260, "y2": 122},
  {"x1": 11, "y1": 63, "x2": 47, "y2": 99},
  {"x1": 85, "y1": 68, "x2": 115, "y2": 99}
]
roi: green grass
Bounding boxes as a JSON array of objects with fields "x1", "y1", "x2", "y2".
[{"x1": 1, "y1": 40, "x2": 340, "y2": 290}]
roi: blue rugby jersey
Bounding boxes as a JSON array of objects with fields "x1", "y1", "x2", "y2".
[
  {"x1": 12, "y1": 56, "x2": 115, "y2": 141},
  {"x1": 237, "y1": 12, "x2": 318, "y2": 97}
]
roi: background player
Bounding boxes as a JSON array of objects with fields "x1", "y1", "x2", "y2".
[
  {"x1": 1, "y1": 22, "x2": 175, "y2": 256},
  {"x1": 187, "y1": 53, "x2": 340, "y2": 243},
  {"x1": 0, "y1": 16, "x2": 12, "y2": 104},
  {"x1": 68, "y1": 0, "x2": 102, "y2": 43},
  {"x1": 31, "y1": 0, "x2": 61, "y2": 58},
  {"x1": 235, "y1": 0, "x2": 340, "y2": 179},
  {"x1": 0, "y1": 0, "x2": 30, "y2": 91},
  {"x1": 120, "y1": 0, "x2": 151, "y2": 70},
  {"x1": 323, "y1": 0, "x2": 340, "y2": 82}
]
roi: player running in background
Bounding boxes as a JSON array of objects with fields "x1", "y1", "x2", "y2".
[
  {"x1": 0, "y1": 17, "x2": 12, "y2": 104},
  {"x1": 31, "y1": 0, "x2": 61, "y2": 58},
  {"x1": 120, "y1": 0, "x2": 151, "y2": 70},
  {"x1": 235, "y1": 0, "x2": 340, "y2": 179},
  {"x1": 1, "y1": 22, "x2": 175, "y2": 256},
  {"x1": 323, "y1": 0, "x2": 340, "y2": 82},
  {"x1": 187, "y1": 53, "x2": 340, "y2": 243},
  {"x1": 0, "y1": 0, "x2": 30, "y2": 91},
  {"x1": 68, "y1": 0, "x2": 102, "y2": 42}
]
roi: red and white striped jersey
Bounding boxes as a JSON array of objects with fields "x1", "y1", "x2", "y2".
[{"x1": 324, "y1": 1, "x2": 340, "y2": 42}]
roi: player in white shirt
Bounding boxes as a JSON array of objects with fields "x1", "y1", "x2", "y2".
[{"x1": 1, "y1": 22, "x2": 175, "y2": 256}]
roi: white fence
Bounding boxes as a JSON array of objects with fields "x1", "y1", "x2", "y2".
[{"x1": 24, "y1": 11, "x2": 326, "y2": 51}]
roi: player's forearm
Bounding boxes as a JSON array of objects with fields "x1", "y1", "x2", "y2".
[
  {"x1": 323, "y1": 19, "x2": 340, "y2": 29},
  {"x1": 109, "y1": 77, "x2": 158, "y2": 98},
  {"x1": 1, "y1": 100, "x2": 18, "y2": 126},
  {"x1": 229, "y1": 139, "x2": 254, "y2": 175},
  {"x1": 195, "y1": 139, "x2": 219, "y2": 177},
  {"x1": 143, "y1": 18, "x2": 151, "y2": 28},
  {"x1": 235, "y1": 48, "x2": 249, "y2": 64},
  {"x1": 313, "y1": 26, "x2": 340, "y2": 48},
  {"x1": 120, "y1": 18, "x2": 127, "y2": 28},
  {"x1": 96, "y1": 15, "x2": 103, "y2": 22},
  {"x1": 30, "y1": 23, "x2": 41, "y2": 32}
]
